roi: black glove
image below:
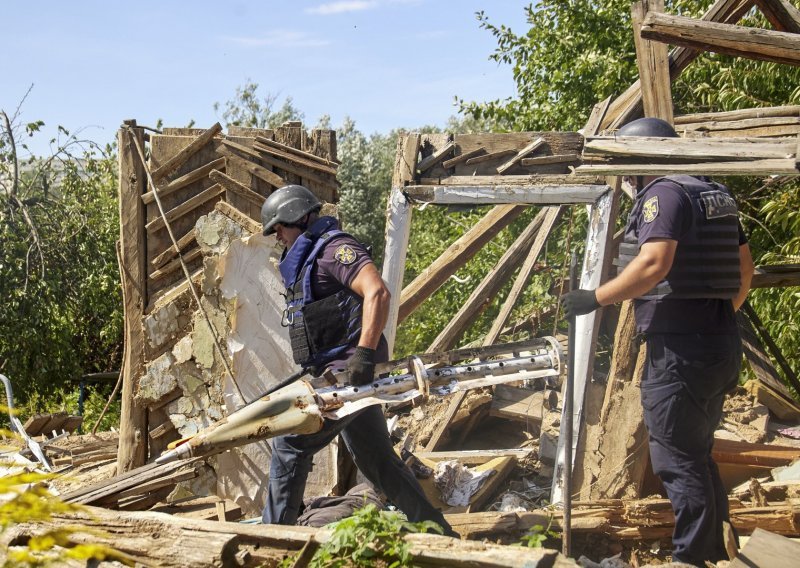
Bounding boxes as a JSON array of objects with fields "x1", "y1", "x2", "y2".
[
  {"x1": 348, "y1": 346, "x2": 376, "y2": 386},
  {"x1": 561, "y1": 289, "x2": 600, "y2": 319}
]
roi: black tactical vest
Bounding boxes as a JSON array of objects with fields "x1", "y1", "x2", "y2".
[{"x1": 617, "y1": 175, "x2": 741, "y2": 301}]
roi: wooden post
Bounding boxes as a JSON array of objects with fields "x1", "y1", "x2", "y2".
[
  {"x1": 117, "y1": 121, "x2": 149, "y2": 471},
  {"x1": 755, "y1": 0, "x2": 800, "y2": 34},
  {"x1": 382, "y1": 133, "x2": 420, "y2": 356},
  {"x1": 632, "y1": 0, "x2": 674, "y2": 123}
]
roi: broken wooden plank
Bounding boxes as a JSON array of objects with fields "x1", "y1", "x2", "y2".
[
  {"x1": 675, "y1": 105, "x2": 800, "y2": 124},
  {"x1": 745, "y1": 380, "x2": 800, "y2": 422},
  {"x1": 679, "y1": 115, "x2": 800, "y2": 133},
  {"x1": 713, "y1": 437, "x2": 800, "y2": 468},
  {"x1": 416, "y1": 448, "x2": 532, "y2": 465},
  {"x1": 417, "y1": 140, "x2": 455, "y2": 174},
  {"x1": 490, "y1": 384, "x2": 559, "y2": 423},
  {"x1": 641, "y1": 11, "x2": 800, "y2": 66},
  {"x1": 219, "y1": 147, "x2": 286, "y2": 189},
  {"x1": 583, "y1": 136, "x2": 797, "y2": 160},
  {"x1": 520, "y1": 154, "x2": 581, "y2": 167},
  {"x1": 398, "y1": 205, "x2": 526, "y2": 323},
  {"x1": 465, "y1": 148, "x2": 517, "y2": 165},
  {"x1": 731, "y1": 527, "x2": 800, "y2": 568},
  {"x1": 151, "y1": 228, "x2": 197, "y2": 269},
  {"x1": 214, "y1": 201, "x2": 261, "y2": 234},
  {"x1": 484, "y1": 206, "x2": 562, "y2": 343},
  {"x1": 255, "y1": 135, "x2": 338, "y2": 167},
  {"x1": 575, "y1": 158, "x2": 798, "y2": 176},
  {"x1": 148, "y1": 247, "x2": 203, "y2": 282},
  {"x1": 253, "y1": 141, "x2": 339, "y2": 177},
  {"x1": 583, "y1": 97, "x2": 613, "y2": 137},
  {"x1": 418, "y1": 173, "x2": 603, "y2": 186},
  {"x1": 442, "y1": 147, "x2": 487, "y2": 169},
  {"x1": 742, "y1": 301, "x2": 800, "y2": 394},
  {"x1": 145, "y1": 183, "x2": 225, "y2": 233},
  {"x1": 405, "y1": 183, "x2": 609, "y2": 205},
  {"x1": 752, "y1": 264, "x2": 800, "y2": 288},
  {"x1": 151, "y1": 123, "x2": 222, "y2": 182},
  {"x1": 142, "y1": 157, "x2": 226, "y2": 205},
  {"x1": 632, "y1": 0, "x2": 674, "y2": 123},
  {"x1": 496, "y1": 137, "x2": 545, "y2": 174},
  {"x1": 210, "y1": 169, "x2": 267, "y2": 208}
]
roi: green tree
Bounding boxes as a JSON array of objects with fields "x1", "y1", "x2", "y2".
[
  {"x1": 459, "y1": 1, "x2": 800, "y2": 386},
  {"x1": 214, "y1": 80, "x2": 305, "y2": 129},
  {"x1": 0, "y1": 102, "x2": 122, "y2": 413}
]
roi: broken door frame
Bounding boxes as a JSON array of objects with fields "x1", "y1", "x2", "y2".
[{"x1": 380, "y1": 139, "x2": 614, "y2": 507}]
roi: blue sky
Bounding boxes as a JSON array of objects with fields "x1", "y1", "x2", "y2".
[{"x1": 2, "y1": 1, "x2": 531, "y2": 156}]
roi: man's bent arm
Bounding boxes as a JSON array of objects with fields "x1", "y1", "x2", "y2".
[
  {"x1": 349, "y1": 263, "x2": 391, "y2": 349},
  {"x1": 733, "y1": 243, "x2": 754, "y2": 311},
  {"x1": 595, "y1": 239, "x2": 677, "y2": 306}
]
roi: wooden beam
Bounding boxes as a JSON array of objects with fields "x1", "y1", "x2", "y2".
[
  {"x1": 582, "y1": 96, "x2": 613, "y2": 137},
  {"x1": 214, "y1": 201, "x2": 261, "y2": 235},
  {"x1": 575, "y1": 158, "x2": 799, "y2": 176},
  {"x1": 419, "y1": 174, "x2": 603, "y2": 186},
  {"x1": 601, "y1": 0, "x2": 756, "y2": 130},
  {"x1": 496, "y1": 137, "x2": 546, "y2": 174},
  {"x1": 675, "y1": 105, "x2": 800, "y2": 124},
  {"x1": 117, "y1": 123, "x2": 148, "y2": 472},
  {"x1": 151, "y1": 123, "x2": 222, "y2": 182},
  {"x1": 145, "y1": 183, "x2": 225, "y2": 233},
  {"x1": 405, "y1": 183, "x2": 609, "y2": 205},
  {"x1": 484, "y1": 206, "x2": 562, "y2": 344},
  {"x1": 641, "y1": 11, "x2": 800, "y2": 67},
  {"x1": 632, "y1": 0, "x2": 674, "y2": 123},
  {"x1": 398, "y1": 205, "x2": 526, "y2": 323},
  {"x1": 218, "y1": 144, "x2": 286, "y2": 189},
  {"x1": 584, "y1": 136, "x2": 797, "y2": 160},
  {"x1": 142, "y1": 157, "x2": 226, "y2": 205},
  {"x1": 149, "y1": 247, "x2": 203, "y2": 282},
  {"x1": 742, "y1": 301, "x2": 800, "y2": 394},
  {"x1": 427, "y1": 212, "x2": 547, "y2": 353},
  {"x1": 465, "y1": 148, "x2": 517, "y2": 165},
  {"x1": 253, "y1": 141, "x2": 339, "y2": 177},
  {"x1": 520, "y1": 154, "x2": 581, "y2": 167},
  {"x1": 255, "y1": 135, "x2": 339, "y2": 168},
  {"x1": 417, "y1": 140, "x2": 455, "y2": 174},
  {"x1": 752, "y1": 264, "x2": 800, "y2": 288},
  {"x1": 754, "y1": 0, "x2": 800, "y2": 33},
  {"x1": 151, "y1": 228, "x2": 196, "y2": 268},
  {"x1": 382, "y1": 133, "x2": 420, "y2": 356},
  {"x1": 210, "y1": 169, "x2": 266, "y2": 208},
  {"x1": 248, "y1": 146, "x2": 338, "y2": 193},
  {"x1": 442, "y1": 147, "x2": 487, "y2": 169},
  {"x1": 416, "y1": 448, "x2": 532, "y2": 465}
]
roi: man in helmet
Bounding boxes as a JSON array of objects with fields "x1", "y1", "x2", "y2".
[
  {"x1": 562, "y1": 118, "x2": 754, "y2": 566},
  {"x1": 260, "y1": 184, "x2": 455, "y2": 536}
]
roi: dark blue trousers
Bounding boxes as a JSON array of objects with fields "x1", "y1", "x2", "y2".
[
  {"x1": 642, "y1": 333, "x2": 742, "y2": 566},
  {"x1": 262, "y1": 404, "x2": 451, "y2": 532}
]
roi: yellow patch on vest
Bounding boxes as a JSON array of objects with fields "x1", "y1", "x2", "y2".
[
  {"x1": 334, "y1": 244, "x2": 357, "y2": 265},
  {"x1": 642, "y1": 196, "x2": 659, "y2": 223}
]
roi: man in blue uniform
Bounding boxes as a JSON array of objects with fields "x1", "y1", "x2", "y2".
[
  {"x1": 562, "y1": 118, "x2": 754, "y2": 566},
  {"x1": 259, "y1": 184, "x2": 454, "y2": 536}
]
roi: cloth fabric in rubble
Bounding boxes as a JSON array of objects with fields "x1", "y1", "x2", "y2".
[
  {"x1": 434, "y1": 460, "x2": 495, "y2": 507},
  {"x1": 295, "y1": 483, "x2": 385, "y2": 527}
]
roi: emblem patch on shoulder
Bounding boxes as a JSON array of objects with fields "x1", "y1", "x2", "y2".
[
  {"x1": 642, "y1": 196, "x2": 659, "y2": 223},
  {"x1": 334, "y1": 245, "x2": 357, "y2": 265}
]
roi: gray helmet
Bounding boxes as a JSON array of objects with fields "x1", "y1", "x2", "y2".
[
  {"x1": 261, "y1": 184, "x2": 321, "y2": 236},
  {"x1": 617, "y1": 117, "x2": 678, "y2": 138}
]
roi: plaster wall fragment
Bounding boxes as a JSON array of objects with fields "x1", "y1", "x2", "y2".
[
  {"x1": 144, "y1": 302, "x2": 181, "y2": 351},
  {"x1": 136, "y1": 352, "x2": 179, "y2": 405}
]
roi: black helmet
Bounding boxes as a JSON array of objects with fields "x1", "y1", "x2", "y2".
[
  {"x1": 617, "y1": 117, "x2": 678, "y2": 138},
  {"x1": 261, "y1": 184, "x2": 321, "y2": 236}
]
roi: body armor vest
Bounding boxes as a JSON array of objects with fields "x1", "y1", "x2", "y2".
[
  {"x1": 617, "y1": 175, "x2": 741, "y2": 301},
  {"x1": 278, "y1": 217, "x2": 363, "y2": 370}
]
